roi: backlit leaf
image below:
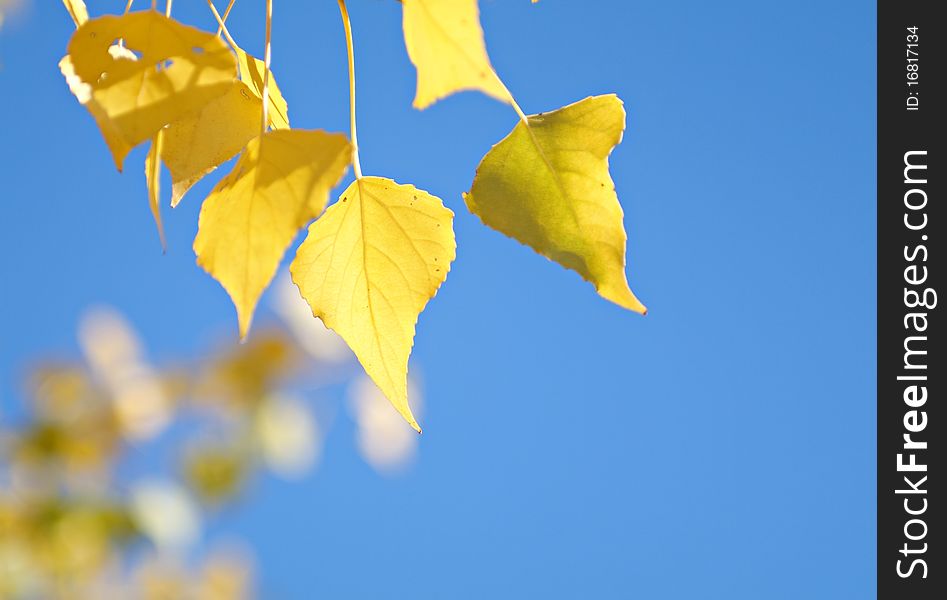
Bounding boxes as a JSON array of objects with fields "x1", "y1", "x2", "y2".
[
  {"x1": 291, "y1": 177, "x2": 456, "y2": 432},
  {"x1": 144, "y1": 131, "x2": 167, "y2": 250},
  {"x1": 161, "y1": 46, "x2": 291, "y2": 207},
  {"x1": 65, "y1": 11, "x2": 236, "y2": 170},
  {"x1": 194, "y1": 130, "x2": 351, "y2": 339},
  {"x1": 161, "y1": 84, "x2": 260, "y2": 208},
  {"x1": 236, "y1": 48, "x2": 290, "y2": 131},
  {"x1": 401, "y1": 0, "x2": 511, "y2": 109},
  {"x1": 59, "y1": 52, "x2": 133, "y2": 169},
  {"x1": 464, "y1": 95, "x2": 646, "y2": 313}
]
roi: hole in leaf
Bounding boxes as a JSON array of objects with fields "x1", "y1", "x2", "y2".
[{"x1": 108, "y1": 41, "x2": 141, "y2": 61}]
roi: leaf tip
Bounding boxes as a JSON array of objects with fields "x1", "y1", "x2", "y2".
[
  {"x1": 600, "y1": 282, "x2": 647, "y2": 315},
  {"x1": 236, "y1": 309, "x2": 254, "y2": 343},
  {"x1": 411, "y1": 96, "x2": 428, "y2": 111},
  {"x1": 627, "y1": 296, "x2": 647, "y2": 316},
  {"x1": 170, "y1": 185, "x2": 187, "y2": 208},
  {"x1": 153, "y1": 220, "x2": 167, "y2": 253},
  {"x1": 395, "y1": 396, "x2": 423, "y2": 435}
]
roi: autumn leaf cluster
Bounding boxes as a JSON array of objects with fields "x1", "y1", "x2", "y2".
[{"x1": 59, "y1": 0, "x2": 647, "y2": 432}]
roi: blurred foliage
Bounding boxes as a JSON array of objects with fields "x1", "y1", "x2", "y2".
[{"x1": 1, "y1": 275, "x2": 421, "y2": 599}]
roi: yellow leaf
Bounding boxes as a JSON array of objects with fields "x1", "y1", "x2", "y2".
[
  {"x1": 161, "y1": 85, "x2": 261, "y2": 208},
  {"x1": 62, "y1": 0, "x2": 88, "y2": 27},
  {"x1": 291, "y1": 177, "x2": 456, "y2": 432},
  {"x1": 59, "y1": 53, "x2": 133, "y2": 168},
  {"x1": 65, "y1": 11, "x2": 236, "y2": 170},
  {"x1": 161, "y1": 47, "x2": 291, "y2": 207},
  {"x1": 144, "y1": 131, "x2": 167, "y2": 250},
  {"x1": 194, "y1": 130, "x2": 352, "y2": 339},
  {"x1": 401, "y1": 0, "x2": 511, "y2": 109},
  {"x1": 464, "y1": 95, "x2": 646, "y2": 313},
  {"x1": 236, "y1": 48, "x2": 290, "y2": 131}
]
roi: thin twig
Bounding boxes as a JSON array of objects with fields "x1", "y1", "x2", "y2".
[
  {"x1": 206, "y1": 0, "x2": 239, "y2": 51},
  {"x1": 261, "y1": 0, "x2": 273, "y2": 136},
  {"x1": 337, "y1": 0, "x2": 362, "y2": 179},
  {"x1": 218, "y1": 0, "x2": 237, "y2": 36}
]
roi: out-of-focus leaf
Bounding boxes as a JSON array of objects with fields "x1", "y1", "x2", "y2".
[
  {"x1": 271, "y1": 271, "x2": 351, "y2": 363},
  {"x1": 255, "y1": 394, "x2": 320, "y2": 479},
  {"x1": 348, "y1": 376, "x2": 421, "y2": 474},
  {"x1": 130, "y1": 480, "x2": 200, "y2": 552},
  {"x1": 197, "y1": 553, "x2": 255, "y2": 600},
  {"x1": 78, "y1": 307, "x2": 171, "y2": 441},
  {"x1": 183, "y1": 446, "x2": 248, "y2": 506},
  {"x1": 197, "y1": 330, "x2": 300, "y2": 410}
]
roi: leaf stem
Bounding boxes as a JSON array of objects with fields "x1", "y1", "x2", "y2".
[
  {"x1": 509, "y1": 97, "x2": 529, "y2": 123},
  {"x1": 261, "y1": 0, "x2": 273, "y2": 137},
  {"x1": 217, "y1": 0, "x2": 237, "y2": 36},
  {"x1": 496, "y1": 76, "x2": 529, "y2": 124},
  {"x1": 117, "y1": 1, "x2": 135, "y2": 46},
  {"x1": 206, "y1": 0, "x2": 239, "y2": 49},
  {"x1": 337, "y1": 0, "x2": 362, "y2": 179}
]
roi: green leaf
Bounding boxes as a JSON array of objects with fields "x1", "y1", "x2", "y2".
[{"x1": 465, "y1": 95, "x2": 646, "y2": 313}]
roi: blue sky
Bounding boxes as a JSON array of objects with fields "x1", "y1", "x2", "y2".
[{"x1": 1, "y1": 1, "x2": 875, "y2": 598}]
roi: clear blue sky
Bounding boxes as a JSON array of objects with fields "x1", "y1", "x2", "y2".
[{"x1": 1, "y1": 1, "x2": 875, "y2": 598}]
